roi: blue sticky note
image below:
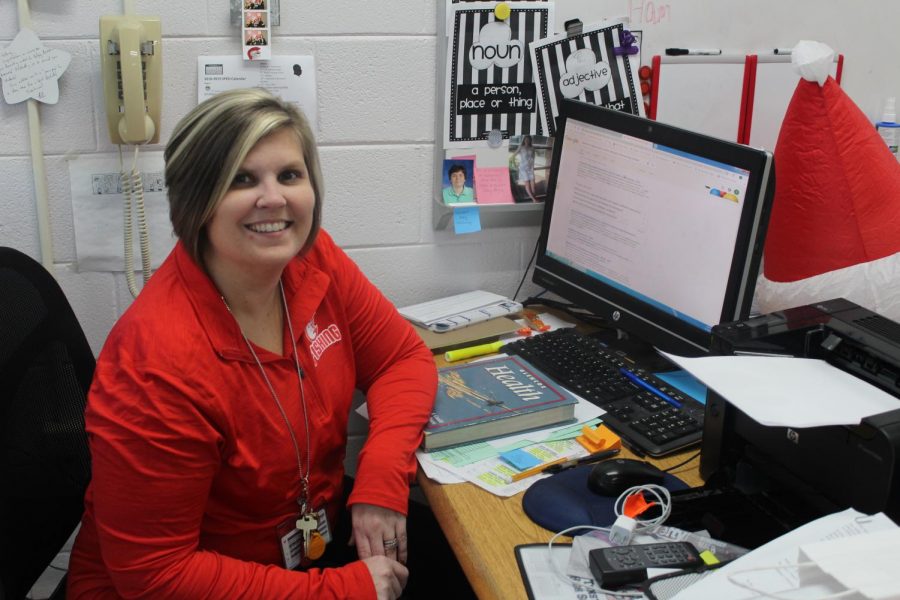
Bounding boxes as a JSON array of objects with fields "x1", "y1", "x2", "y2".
[
  {"x1": 499, "y1": 448, "x2": 542, "y2": 471},
  {"x1": 453, "y1": 206, "x2": 482, "y2": 234},
  {"x1": 655, "y1": 370, "x2": 708, "y2": 405}
]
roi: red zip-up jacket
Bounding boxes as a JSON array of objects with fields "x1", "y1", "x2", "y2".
[{"x1": 68, "y1": 230, "x2": 436, "y2": 599}]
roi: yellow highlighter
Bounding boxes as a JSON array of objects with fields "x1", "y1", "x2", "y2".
[{"x1": 444, "y1": 340, "x2": 504, "y2": 362}]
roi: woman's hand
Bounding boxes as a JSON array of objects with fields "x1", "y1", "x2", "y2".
[
  {"x1": 350, "y1": 503, "x2": 408, "y2": 564},
  {"x1": 361, "y1": 555, "x2": 408, "y2": 600}
]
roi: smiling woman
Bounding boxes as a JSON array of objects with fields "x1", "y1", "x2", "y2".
[{"x1": 65, "y1": 89, "x2": 471, "y2": 600}]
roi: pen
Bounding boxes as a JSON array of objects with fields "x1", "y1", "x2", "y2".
[
  {"x1": 542, "y1": 448, "x2": 621, "y2": 474},
  {"x1": 509, "y1": 457, "x2": 568, "y2": 482},
  {"x1": 773, "y1": 48, "x2": 794, "y2": 55},
  {"x1": 444, "y1": 340, "x2": 504, "y2": 362},
  {"x1": 619, "y1": 367, "x2": 682, "y2": 409},
  {"x1": 665, "y1": 48, "x2": 722, "y2": 56}
]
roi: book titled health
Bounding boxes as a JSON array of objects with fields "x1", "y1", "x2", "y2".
[{"x1": 422, "y1": 356, "x2": 577, "y2": 451}]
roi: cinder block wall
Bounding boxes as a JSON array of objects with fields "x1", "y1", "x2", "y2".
[{"x1": 0, "y1": 0, "x2": 541, "y2": 472}]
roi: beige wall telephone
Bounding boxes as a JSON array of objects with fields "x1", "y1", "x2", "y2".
[{"x1": 100, "y1": 15, "x2": 162, "y2": 145}]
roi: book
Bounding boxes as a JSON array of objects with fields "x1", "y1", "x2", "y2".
[
  {"x1": 422, "y1": 355, "x2": 577, "y2": 451},
  {"x1": 411, "y1": 316, "x2": 520, "y2": 353}
]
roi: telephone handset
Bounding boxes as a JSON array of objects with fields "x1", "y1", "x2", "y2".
[{"x1": 100, "y1": 15, "x2": 162, "y2": 145}]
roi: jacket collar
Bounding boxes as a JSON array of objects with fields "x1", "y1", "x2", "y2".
[{"x1": 173, "y1": 241, "x2": 330, "y2": 364}]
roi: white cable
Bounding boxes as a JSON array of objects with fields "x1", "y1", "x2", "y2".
[
  {"x1": 613, "y1": 484, "x2": 673, "y2": 531},
  {"x1": 119, "y1": 146, "x2": 138, "y2": 297},
  {"x1": 547, "y1": 525, "x2": 643, "y2": 598},
  {"x1": 120, "y1": 146, "x2": 151, "y2": 298},
  {"x1": 17, "y1": 0, "x2": 55, "y2": 273},
  {"x1": 726, "y1": 562, "x2": 858, "y2": 600},
  {"x1": 131, "y1": 145, "x2": 152, "y2": 283}
]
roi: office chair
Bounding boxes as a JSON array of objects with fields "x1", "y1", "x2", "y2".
[{"x1": 0, "y1": 248, "x2": 94, "y2": 600}]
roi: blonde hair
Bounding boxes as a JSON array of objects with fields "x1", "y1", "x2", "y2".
[{"x1": 165, "y1": 88, "x2": 323, "y2": 264}]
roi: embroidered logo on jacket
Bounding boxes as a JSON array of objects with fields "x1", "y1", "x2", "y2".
[{"x1": 306, "y1": 317, "x2": 342, "y2": 362}]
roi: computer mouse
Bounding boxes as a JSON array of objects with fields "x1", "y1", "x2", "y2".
[{"x1": 587, "y1": 458, "x2": 666, "y2": 496}]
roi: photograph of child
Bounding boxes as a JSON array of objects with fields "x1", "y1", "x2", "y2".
[
  {"x1": 508, "y1": 135, "x2": 553, "y2": 203},
  {"x1": 441, "y1": 159, "x2": 476, "y2": 205}
]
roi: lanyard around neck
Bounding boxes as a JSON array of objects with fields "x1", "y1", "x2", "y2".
[{"x1": 222, "y1": 282, "x2": 313, "y2": 515}]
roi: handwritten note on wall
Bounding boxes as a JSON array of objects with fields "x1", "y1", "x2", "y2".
[{"x1": 0, "y1": 29, "x2": 71, "y2": 105}]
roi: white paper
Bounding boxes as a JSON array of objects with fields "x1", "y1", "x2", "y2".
[
  {"x1": 68, "y1": 153, "x2": 176, "y2": 272},
  {"x1": 660, "y1": 353, "x2": 900, "y2": 427},
  {"x1": 198, "y1": 56, "x2": 317, "y2": 129},
  {"x1": 516, "y1": 544, "x2": 607, "y2": 600},
  {"x1": 670, "y1": 509, "x2": 898, "y2": 600},
  {"x1": 0, "y1": 28, "x2": 70, "y2": 104}
]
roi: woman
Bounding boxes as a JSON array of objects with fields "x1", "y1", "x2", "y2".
[
  {"x1": 67, "y1": 89, "x2": 442, "y2": 599},
  {"x1": 515, "y1": 135, "x2": 537, "y2": 202}
]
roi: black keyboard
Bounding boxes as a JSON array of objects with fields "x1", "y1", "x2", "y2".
[{"x1": 504, "y1": 328, "x2": 704, "y2": 457}]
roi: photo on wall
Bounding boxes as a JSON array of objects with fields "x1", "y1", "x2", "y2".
[
  {"x1": 441, "y1": 158, "x2": 477, "y2": 205},
  {"x1": 508, "y1": 135, "x2": 553, "y2": 203}
]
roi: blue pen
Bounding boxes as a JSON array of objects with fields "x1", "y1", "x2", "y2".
[{"x1": 619, "y1": 367, "x2": 682, "y2": 409}]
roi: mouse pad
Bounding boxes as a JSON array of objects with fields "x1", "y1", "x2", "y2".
[{"x1": 521, "y1": 464, "x2": 689, "y2": 534}]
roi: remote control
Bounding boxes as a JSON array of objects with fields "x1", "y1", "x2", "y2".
[{"x1": 588, "y1": 541, "x2": 703, "y2": 589}]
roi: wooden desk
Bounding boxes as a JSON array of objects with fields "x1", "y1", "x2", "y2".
[{"x1": 418, "y1": 352, "x2": 705, "y2": 600}]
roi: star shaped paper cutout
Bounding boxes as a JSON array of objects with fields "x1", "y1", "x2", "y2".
[{"x1": 0, "y1": 28, "x2": 71, "y2": 105}]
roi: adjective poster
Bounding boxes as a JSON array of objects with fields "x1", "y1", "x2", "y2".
[
  {"x1": 443, "y1": 1, "x2": 554, "y2": 148},
  {"x1": 530, "y1": 19, "x2": 644, "y2": 136}
]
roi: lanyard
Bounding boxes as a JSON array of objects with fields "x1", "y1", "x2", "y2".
[{"x1": 222, "y1": 281, "x2": 313, "y2": 515}]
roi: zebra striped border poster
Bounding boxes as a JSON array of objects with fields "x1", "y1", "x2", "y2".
[
  {"x1": 443, "y1": 2, "x2": 553, "y2": 147},
  {"x1": 530, "y1": 19, "x2": 644, "y2": 137}
]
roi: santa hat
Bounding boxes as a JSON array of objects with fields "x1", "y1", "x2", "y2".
[{"x1": 755, "y1": 41, "x2": 900, "y2": 320}]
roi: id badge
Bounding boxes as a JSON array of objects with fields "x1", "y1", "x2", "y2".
[
  {"x1": 276, "y1": 508, "x2": 332, "y2": 569},
  {"x1": 277, "y1": 515, "x2": 303, "y2": 570}
]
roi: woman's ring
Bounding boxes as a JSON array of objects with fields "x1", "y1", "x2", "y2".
[{"x1": 383, "y1": 538, "x2": 399, "y2": 550}]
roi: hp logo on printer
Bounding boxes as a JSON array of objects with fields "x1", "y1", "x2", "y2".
[
  {"x1": 612, "y1": 310, "x2": 621, "y2": 322},
  {"x1": 787, "y1": 428, "x2": 800, "y2": 444}
]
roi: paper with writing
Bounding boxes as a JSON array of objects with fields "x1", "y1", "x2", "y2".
[{"x1": 0, "y1": 29, "x2": 71, "y2": 105}]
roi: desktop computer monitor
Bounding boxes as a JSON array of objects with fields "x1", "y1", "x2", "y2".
[{"x1": 533, "y1": 99, "x2": 775, "y2": 356}]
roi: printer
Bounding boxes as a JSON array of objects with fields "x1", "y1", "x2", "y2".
[{"x1": 673, "y1": 298, "x2": 900, "y2": 548}]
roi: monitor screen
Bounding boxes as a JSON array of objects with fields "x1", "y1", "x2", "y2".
[{"x1": 533, "y1": 99, "x2": 775, "y2": 356}]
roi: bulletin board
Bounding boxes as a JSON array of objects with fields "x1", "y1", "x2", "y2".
[{"x1": 433, "y1": 0, "x2": 891, "y2": 230}]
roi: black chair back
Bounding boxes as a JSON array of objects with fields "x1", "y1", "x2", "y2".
[{"x1": 0, "y1": 248, "x2": 94, "y2": 600}]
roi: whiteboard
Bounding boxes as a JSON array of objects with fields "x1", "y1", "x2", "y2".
[
  {"x1": 652, "y1": 56, "x2": 748, "y2": 142},
  {"x1": 748, "y1": 56, "x2": 842, "y2": 151}
]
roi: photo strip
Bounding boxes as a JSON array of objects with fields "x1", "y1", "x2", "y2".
[{"x1": 242, "y1": 0, "x2": 271, "y2": 60}]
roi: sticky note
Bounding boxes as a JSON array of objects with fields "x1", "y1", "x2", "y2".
[
  {"x1": 499, "y1": 448, "x2": 542, "y2": 471},
  {"x1": 453, "y1": 206, "x2": 481, "y2": 234}
]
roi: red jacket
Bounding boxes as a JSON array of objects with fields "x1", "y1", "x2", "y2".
[{"x1": 68, "y1": 231, "x2": 436, "y2": 599}]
